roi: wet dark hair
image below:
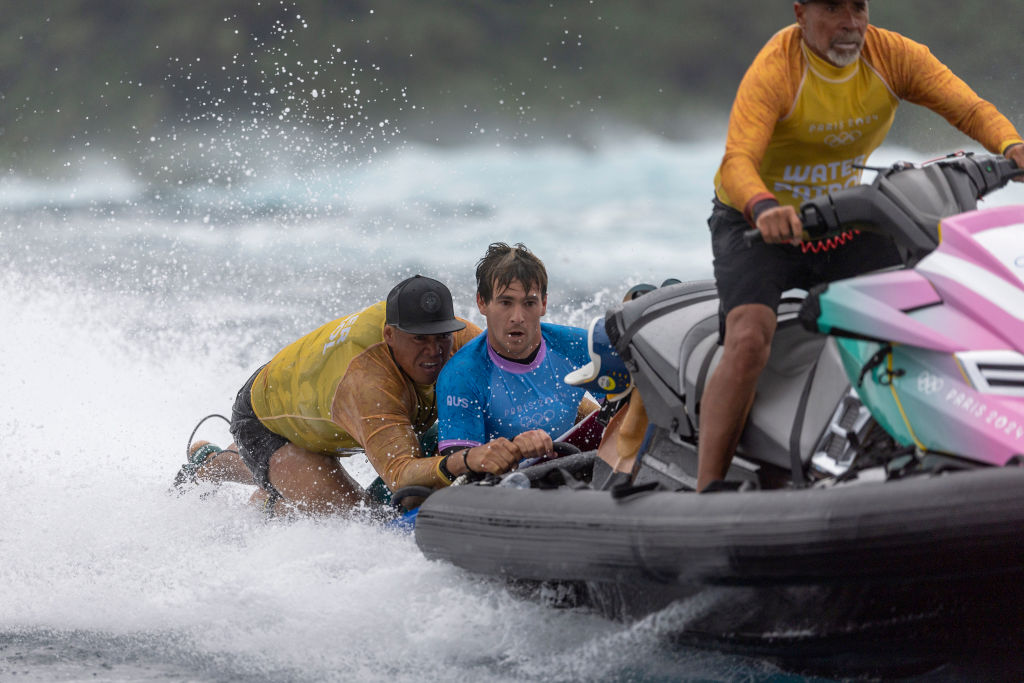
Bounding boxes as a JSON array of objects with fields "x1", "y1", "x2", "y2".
[{"x1": 475, "y1": 242, "x2": 548, "y2": 303}]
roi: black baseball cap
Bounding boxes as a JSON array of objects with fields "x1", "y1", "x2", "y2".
[{"x1": 385, "y1": 275, "x2": 467, "y2": 335}]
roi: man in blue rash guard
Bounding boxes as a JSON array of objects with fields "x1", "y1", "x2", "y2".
[{"x1": 436, "y1": 243, "x2": 599, "y2": 471}]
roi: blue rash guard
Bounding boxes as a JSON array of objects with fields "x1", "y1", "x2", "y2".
[{"x1": 437, "y1": 322, "x2": 592, "y2": 451}]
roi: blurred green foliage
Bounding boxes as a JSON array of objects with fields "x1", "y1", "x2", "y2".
[{"x1": 2, "y1": 0, "x2": 1023, "y2": 167}]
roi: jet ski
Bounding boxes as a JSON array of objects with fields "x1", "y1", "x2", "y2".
[{"x1": 412, "y1": 152, "x2": 1024, "y2": 672}]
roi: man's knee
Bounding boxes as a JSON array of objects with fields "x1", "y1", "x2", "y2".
[{"x1": 722, "y1": 305, "x2": 776, "y2": 371}]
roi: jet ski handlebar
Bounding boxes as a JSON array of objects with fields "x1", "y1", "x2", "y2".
[{"x1": 742, "y1": 152, "x2": 1022, "y2": 248}]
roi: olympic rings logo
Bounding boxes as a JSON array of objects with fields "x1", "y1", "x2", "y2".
[
  {"x1": 824, "y1": 130, "x2": 863, "y2": 147},
  {"x1": 917, "y1": 371, "x2": 944, "y2": 395}
]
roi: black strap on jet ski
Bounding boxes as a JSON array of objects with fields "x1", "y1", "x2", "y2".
[
  {"x1": 689, "y1": 342, "x2": 719, "y2": 435},
  {"x1": 614, "y1": 291, "x2": 718, "y2": 354},
  {"x1": 788, "y1": 358, "x2": 820, "y2": 487},
  {"x1": 535, "y1": 467, "x2": 591, "y2": 490},
  {"x1": 857, "y1": 343, "x2": 905, "y2": 388}
]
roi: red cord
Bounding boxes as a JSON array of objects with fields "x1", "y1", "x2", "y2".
[{"x1": 800, "y1": 229, "x2": 861, "y2": 253}]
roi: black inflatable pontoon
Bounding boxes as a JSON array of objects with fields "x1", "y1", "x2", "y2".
[{"x1": 415, "y1": 459, "x2": 1024, "y2": 670}]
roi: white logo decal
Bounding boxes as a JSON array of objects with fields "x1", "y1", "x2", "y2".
[
  {"x1": 446, "y1": 395, "x2": 470, "y2": 409},
  {"x1": 917, "y1": 371, "x2": 944, "y2": 395},
  {"x1": 1015, "y1": 255, "x2": 1024, "y2": 269},
  {"x1": 322, "y1": 313, "x2": 360, "y2": 355},
  {"x1": 824, "y1": 130, "x2": 863, "y2": 148}
]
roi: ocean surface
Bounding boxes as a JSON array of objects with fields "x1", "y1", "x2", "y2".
[{"x1": 3, "y1": 136, "x2": 1024, "y2": 682}]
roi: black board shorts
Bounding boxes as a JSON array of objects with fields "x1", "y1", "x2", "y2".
[
  {"x1": 229, "y1": 365, "x2": 289, "y2": 494},
  {"x1": 708, "y1": 198, "x2": 901, "y2": 340}
]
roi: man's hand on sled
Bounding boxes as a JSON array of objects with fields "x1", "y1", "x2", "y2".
[
  {"x1": 463, "y1": 438, "x2": 521, "y2": 476},
  {"x1": 512, "y1": 429, "x2": 553, "y2": 461}
]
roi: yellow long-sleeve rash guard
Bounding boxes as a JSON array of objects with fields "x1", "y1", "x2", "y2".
[
  {"x1": 714, "y1": 24, "x2": 1023, "y2": 224},
  {"x1": 249, "y1": 301, "x2": 482, "y2": 491}
]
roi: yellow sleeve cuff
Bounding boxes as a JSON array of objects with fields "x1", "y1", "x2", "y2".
[{"x1": 1000, "y1": 139, "x2": 1024, "y2": 155}]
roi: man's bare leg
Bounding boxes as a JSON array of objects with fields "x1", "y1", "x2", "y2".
[
  {"x1": 193, "y1": 443, "x2": 256, "y2": 485},
  {"x1": 696, "y1": 304, "x2": 777, "y2": 491},
  {"x1": 263, "y1": 443, "x2": 368, "y2": 515}
]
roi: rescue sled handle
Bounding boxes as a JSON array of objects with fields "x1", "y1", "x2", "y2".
[{"x1": 743, "y1": 152, "x2": 1023, "y2": 262}]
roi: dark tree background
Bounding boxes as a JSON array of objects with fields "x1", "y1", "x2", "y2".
[{"x1": 3, "y1": 0, "x2": 1022, "y2": 171}]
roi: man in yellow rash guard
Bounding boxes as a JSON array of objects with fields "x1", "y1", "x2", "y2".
[
  {"x1": 696, "y1": 0, "x2": 1024, "y2": 492},
  {"x1": 180, "y1": 276, "x2": 521, "y2": 516}
]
